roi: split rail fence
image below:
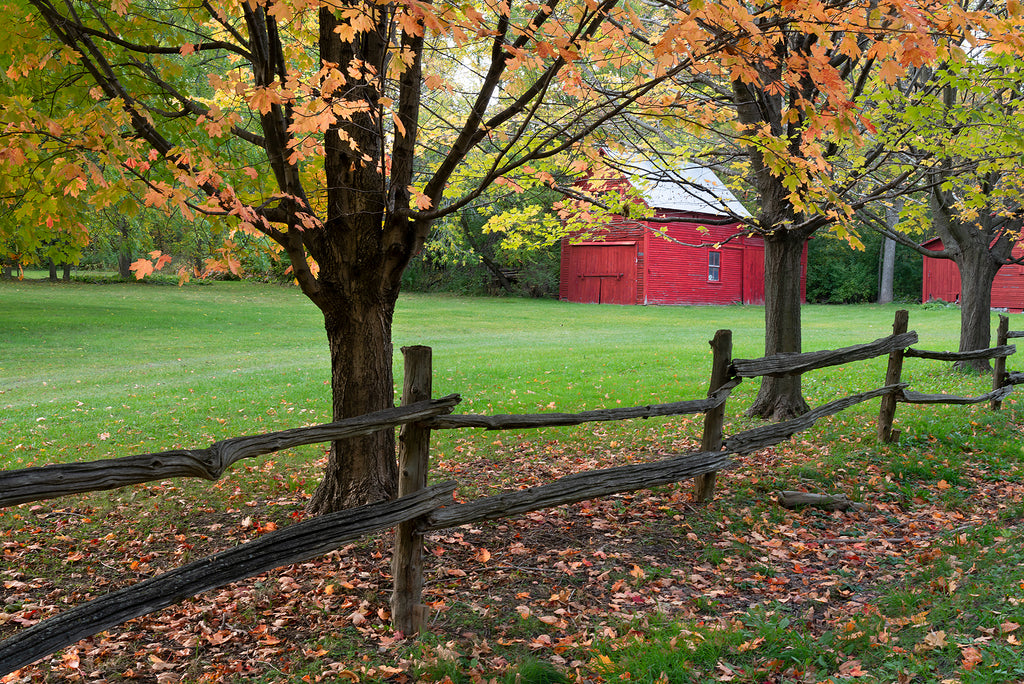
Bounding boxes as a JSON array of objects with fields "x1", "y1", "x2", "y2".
[{"x1": 1, "y1": 309, "x2": 1022, "y2": 675}]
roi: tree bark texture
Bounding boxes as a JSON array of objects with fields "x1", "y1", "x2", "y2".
[
  {"x1": 877, "y1": 203, "x2": 901, "y2": 304},
  {"x1": 953, "y1": 248, "x2": 1000, "y2": 372},
  {"x1": 303, "y1": 6, "x2": 424, "y2": 513},
  {"x1": 748, "y1": 231, "x2": 811, "y2": 420},
  {"x1": 929, "y1": 185, "x2": 1012, "y2": 373},
  {"x1": 731, "y1": 38, "x2": 817, "y2": 422},
  {"x1": 878, "y1": 236, "x2": 896, "y2": 304},
  {"x1": 307, "y1": 291, "x2": 403, "y2": 513}
]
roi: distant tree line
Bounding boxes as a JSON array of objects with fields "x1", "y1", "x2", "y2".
[
  {"x1": 7, "y1": 202, "x2": 925, "y2": 309},
  {"x1": 807, "y1": 233, "x2": 922, "y2": 305}
]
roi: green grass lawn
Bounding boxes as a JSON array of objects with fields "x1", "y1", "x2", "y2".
[
  {"x1": 0, "y1": 278, "x2": 995, "y2": 471},
  {"x1": 2, "y1": 279, "x2": 1023, "y2": 683}
]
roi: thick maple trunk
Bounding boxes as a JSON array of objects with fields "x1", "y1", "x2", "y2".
[
  {"x1": 307, "y1": 290, "x2": 400, "y2": 513},
  {"x1": 929, "y1": 189, "x2": 1010, "y2": 374},
  {"x1": 731, "y1": 71, "x2": 811, "y2": 422},
  {"x1": 748, "y1": 231, "x2": 810, "y2": 420},
  {"x1": 954, "y1": 248, "x2": 999, "y2": 373},
  {"x1": 301, "y1": 6, "x2": 418, "y2": 514}
]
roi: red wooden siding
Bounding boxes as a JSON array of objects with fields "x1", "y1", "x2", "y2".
[
  {"x1": 560, "y1": 211, "x2": 807, "y2": 306},
  {"x1": 921, "y1": 240, "x2": 960, "y2": 304},
  {"x1": 644, "y1": 219, "x2": 744, "y2": 304},
  {"x1": 922, "y1": 238, "x2": 1024, "y2": 312}
]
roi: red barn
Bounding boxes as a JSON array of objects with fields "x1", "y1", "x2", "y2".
[
  {"x1": 559, "y1": 161, "x2": 807, "y2": 305},
  {"x1": 922, "y1": 237, "x2": 1024, "y2": 312}
]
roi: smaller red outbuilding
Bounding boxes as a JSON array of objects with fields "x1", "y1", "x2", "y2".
[
  {"x1": 559, "y1": 160, "x2": 807, "y2": 306},
  {"x1": 921, "y1": 237, "x2": 1024, "y2": 312}
]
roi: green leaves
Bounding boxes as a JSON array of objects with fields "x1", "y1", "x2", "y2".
[{"x1": 868, "y1": 52, "x2": 1024, "y2": 231}]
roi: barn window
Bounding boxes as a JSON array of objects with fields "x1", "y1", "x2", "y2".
[{"x1": 708, "y1": 251, "x2": 721, "y2": 282}]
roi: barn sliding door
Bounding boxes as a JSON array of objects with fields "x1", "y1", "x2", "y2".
[
  {"x1": 742, "y1": 245, "x2": 765, "y2": 305},
  {"x1": 565, "y1": 243, "x2": 637, "y2": 305}
]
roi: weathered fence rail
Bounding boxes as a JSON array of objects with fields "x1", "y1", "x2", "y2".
[
  {"x1": 876, "y1": 311, "x2": 1021, "y2": 441},
  {"x1": 423, "y1": 382, "x2": 738, "y2": 430},
  {"x1": 904, "y1": 345, "x2": 1016, "y2": 361},
  {"x1": 0, "y1": 396, "x2": 462, "y2": 509},
  {"x1": 2, "y1": 308, "x2": 1020, "y2": 676},
  {"x1": 0, "y1": 483, "x2": 457, "y2": 676},
  {"x1": 731, "y1": 331, "x2": 919, "y2": 377},
  {"x1": 724, "y1": 385, "x2": 906, "y2": 454},
  {"x1": 424, "y1": 449, "x2": 734, "y2": 530},
  {"x1": 901, "y1": 386, "x2": 1014, "y2": 405}
]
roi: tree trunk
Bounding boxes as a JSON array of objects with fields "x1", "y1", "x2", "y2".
[
  {"x1": 878, "y1": 203, "x2": 900, "y2": 304},
  {"x1": 118, "y1": 253, "x2": 131, "y2": 279},
  {"x1": 747, "y1": 231, "x2": 810, "y2": 420},
  {"x1": 301, "y1": 5, "x2": 418, "y2": 515},
  {"x1": 48, "y1": 260, "x2": 58, "y2": 281},
  {"x1": 731, "y1": 69, "x2": 811, "y2": 422},
  {"x1": 928, "y1": 185, "x2": 1011, "y2": 373},
  {"x1": 114, "y1": 213, "x2": 132, "y2": 278},
  {"x1": 954, "y1": 248, "x2": 999, "y2": 372},
  {"x1": 878, "y1": 237, "x2": 896, "y2": 304},
  {"x1": 307, "y1": 290, "x2": 400, "y2": 514}
]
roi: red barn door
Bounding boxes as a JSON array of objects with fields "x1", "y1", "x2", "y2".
[
  {"x1": 565, "y1": 243, "x2": 637, "y2": 304},
  {"x1": 742, "y1": 245, "x2": 765, "y2": 304}
]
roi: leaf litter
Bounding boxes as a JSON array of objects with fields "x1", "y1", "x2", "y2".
[{"x1": 2, "y1": 412, "x2": 1023, "y2": 683}]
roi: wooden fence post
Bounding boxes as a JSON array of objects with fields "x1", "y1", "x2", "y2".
[
  {"x1": 992, "y1": 315, "x2": 1009, "y2": 411},
  {"x1": 877, "y1": 309, "x2": 909, "y2": 443},
  {"x1": 693, "y1": 329, "x2": 732, "y2": 503},
  {"x1": 391, "y1": 345, "x2": 433, "y2": 635}
]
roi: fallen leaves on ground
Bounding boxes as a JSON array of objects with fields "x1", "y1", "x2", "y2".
[{"x1": 2, "y1": 415, "x2": 1023, "y2": 682}]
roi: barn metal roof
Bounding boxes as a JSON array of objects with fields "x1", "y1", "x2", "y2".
[{"x1": 609, "y1": 155, "x2": 752, "y2": 218}]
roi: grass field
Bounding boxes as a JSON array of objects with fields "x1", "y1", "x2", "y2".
[
  {"x1": 0, "y1": 277, "x2": 992, "y2": 471},
  {"x1": 2, "y1": 278, "x2": 1023, "y2": 683}
]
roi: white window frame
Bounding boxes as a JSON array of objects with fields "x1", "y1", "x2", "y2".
[{"x1": 708, "y1": 251, "x2": 721, "y2": 282}]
